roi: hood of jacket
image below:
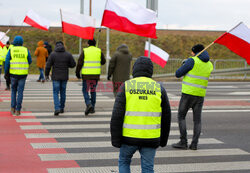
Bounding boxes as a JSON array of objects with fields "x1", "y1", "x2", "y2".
[
  {"x1": 37, "y1": 40, "x2": 44, "y2": 47},
  {"x1": 117, "y1": 44, "x2": 129, "y2": 54},
  {"x1": 13, "y1": 36, "x2": 23, "y2": 46},
  {"x1": 132, "y1": 56, "x2": 153, "y2": 78},
  {"x1": 197, "y1": 50, "x2": 210, "y2": 62},
  {"x1": 55, "y1": 41, "x2": 65, "y2": 52}
]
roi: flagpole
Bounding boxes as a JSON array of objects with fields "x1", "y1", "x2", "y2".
[
  {"x1": 60, "y1": 9, "x2": 67, "y2": 49},
  {"x1": 195, "y1": 42, "x2": 214, "y2": 57},
  {"x1": 0, "y1": 29, "x2": 10, "y2": 42},
  {"x1": 96, "y1": 0, "x2": 108, "y2": 47}
]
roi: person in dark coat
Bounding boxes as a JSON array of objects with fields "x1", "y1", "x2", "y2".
[
  {"x1": 44, "y1": 41, "x2": 52, "y2": 62},
  {"x1": 110, "y1": 56, "x2": 171, "y2": 172},
  {"x1": 107, "y1": 44, "x2": 132, "y2": 97},
  {"x1": 45, "y1": 41, "x2": 76, "y2": 116}
]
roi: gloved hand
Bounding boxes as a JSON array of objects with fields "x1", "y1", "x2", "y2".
[
  {"x1": 181, "y1": 59, "x2": 187, "y2": 65},
  {"x1": 76, "y1": 73, "x2": 81, "y2": 79},
  {"x1": 45, "y1": 76, "x2": 50, "y2": 81},
  {"x1": 107, "y1": 75, "x2": 111, "y2": 81}
]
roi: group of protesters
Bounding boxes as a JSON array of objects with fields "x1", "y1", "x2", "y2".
[{"x1": 0, "y1": 34, "x2": 213, "y2": 173}]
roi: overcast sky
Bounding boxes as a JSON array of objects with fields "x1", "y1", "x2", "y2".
[{"x1": 0, "y1": 0, "x2": 249, "y2": 31}]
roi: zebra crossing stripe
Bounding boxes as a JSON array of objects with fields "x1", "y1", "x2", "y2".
[
  {"x1": 20, "y1": 112, "x2": 112, "y2": 116},
  {"x1": 24, "y1": 129, "x2": 193, "y2": 138},
  {"x1": 39, "y1": 148, "x2": 249, "y2": 161},
  {"x1": 30, "y1": 138, "x2": 223, "y2": 149},
  {"x1": 47, "y1": 161, "x2": 250, "y2": 173},
  {"x1": 20, "y1": 123, "x2": 178, "y2": 130},
  {"x1": 3, "y1": 99, "x2": 115, "y2": 102},
  {"x1": 19, "y1": 96, "x2": 110, "y2": 99}
]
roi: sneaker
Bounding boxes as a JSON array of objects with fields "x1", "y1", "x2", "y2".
[
  {"x1": 15, "y1": 110, "x2": 21, "y2": 116},
  {"x1": 172, "y1": 141, "x2": 188, "y2": 149},
  {"x1": 54, "y1": 110, "x2": 60, "y2": 116},
  {"x1": 37, "y1": 80, "x2": 41, "y2": 82},
  {"x1": 90, "y1": 107, "x2": 95, "y2": 114},
  {"x1": 85, "y1": 104, "x2": 93, "y2": 116},
  {"x1": 60, "y1": 109, "x2": 64, "y2": 113},
  {"x1": 41, "y1": 80, "x2": 45, "y2": 83},
  {"x1": 11, "y1": 108, "x2": 15, "y2": 115},
  {"x1": 189, "y1": 143, "x2": 197, "y2": 150}
]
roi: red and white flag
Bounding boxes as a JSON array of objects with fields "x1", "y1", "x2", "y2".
[
  {"x1": 101, "y1": 0, "x2": 157, "y2": 38},
  {"x1": 23, "y1": 9, "x2": 50, "y2": 31},
  {"x1": 61, "y1": 10, "x2": 96, "y2": 40},
  {"x1": 214, "y1": 22, "x2": 250, "y2": 64},
  {"x1": 144, "y1": 42, "x2": 169, "y2": 68},
  {"x1": 0, "y1": 31, "x2": 10, "y2": 47}
]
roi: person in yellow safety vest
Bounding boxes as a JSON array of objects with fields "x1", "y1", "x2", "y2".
[
  {"x1": 172, "y1": 44, "x2": 213, "y2": 150},
  {"x1": 0, "y1": 46, "x2": 4, "y2": 81},
  {"x1": 75, "y1": 39, "x2": 106, "y2": 115},
  {"x1": 2, "y1": 41, "x2": 13, "y2": 90},
  {"x1": 4, "y1": 36, "x2": 32, "y2": 116},
  {"x1": 110, "y1": 56, "x2": 171, "y2": 173}
]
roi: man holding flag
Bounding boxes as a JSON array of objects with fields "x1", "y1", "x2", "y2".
[{"x1": 172, "y1": 44, "x2": 213, "y2": 150}]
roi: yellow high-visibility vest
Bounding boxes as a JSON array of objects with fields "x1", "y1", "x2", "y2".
[
  {"x1": 0, "y1": 47, "x2": 4, "y2": 65},
  {"x1": 82, "y1": 46, "x2": 101, "y2": 75},
  {"x1": 124, "y1": 77, "x2": 162, "y2": 139},
  {"x1": 10, "y1": 46, "x2": 29, "y2": 75},
  {"x1": 3, "y1": 45, "x2": 13, "y2": 61},
  {"x1": 182, "y1": 56, "x2": 213, "y2": 97}
]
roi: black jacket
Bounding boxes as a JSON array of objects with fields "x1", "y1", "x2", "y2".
[
  {"x1": 45, "y1": 42, "x2": 76, "y2": 81},
  {"x1": 110, "y1": 56, "x2": 171, "y2": 148}
]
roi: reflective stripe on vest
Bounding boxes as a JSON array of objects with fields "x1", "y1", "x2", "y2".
[
  {"x1": 10, "y1": 46, "x2": 29, "y2": 75},
  {"x1": 182, "y1": 56, "x2": 213, "y2": 97},
  {"x1": 82, "y1": 46, "x2": 101, "y2": 75},
  {"x1": 124, "y1": 77, "x2": 162, "y2": 139}
]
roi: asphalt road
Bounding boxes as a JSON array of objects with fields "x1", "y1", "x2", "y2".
[{"x1": 0, "y1": 77, "x2": 250, "y2": 173}]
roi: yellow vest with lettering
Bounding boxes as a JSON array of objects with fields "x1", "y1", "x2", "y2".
[
  {"x1": 82, "y1": 46, "x2": 101, "y2": 75},
  {"x1": 10, "y1": 46, "x2": 29, "y2": 75},
  {"x1": 182, "y1": 56, "x2": 213, "y2": 97},
  {"x1": 0, "y1": 47, "x2": 3, "y2": 65},
  {"x1": 124, "y1": 77, "x2": 162, "y2": 139}
]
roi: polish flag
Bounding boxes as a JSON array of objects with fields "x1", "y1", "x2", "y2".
[
  {"x1": 23, "y1": 9, "x2": 50, "y2": 31},
  {"x1": 101, "y1": 0, "x2": 157, "y2": 39},
  {"x1": 144, "y1": 42, "x2": 169, "y2": 68},
  {"x1": 0, "y1": 31, "x2": 10, "y2": 47},
  {"x1": 61, "y1": 10, "x2": 96, "y2": 40},
  {"x1": 214, "y1": 22, "x2": 250, "y2": 64}
]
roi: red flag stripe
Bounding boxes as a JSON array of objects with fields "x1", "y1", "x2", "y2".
[
  {"x1": 62, "y1": 21, "x2": 95, "y2": 40},
  {"x1": 101, "y1": 10, "x2": 157, "y2": 39},
  {"x1": 24, "y1": 16, "x2": 48, "y2": 31},
  {"x1": 144, "y1": 50, "x2": 167, "y2": 68},
  {"x1": 214, "y1": 32, "x2": 250, "y2": 65}
]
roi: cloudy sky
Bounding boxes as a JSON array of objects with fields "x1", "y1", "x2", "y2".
[{"x1": 0, "y1": 0, "x2": 249, "y2": 31}]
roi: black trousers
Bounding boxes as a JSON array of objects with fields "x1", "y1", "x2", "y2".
[{"x1": 178, "y1": 93, "x2": 204, "y2": 144}]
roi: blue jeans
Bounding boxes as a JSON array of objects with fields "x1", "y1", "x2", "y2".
[
  {"x1": 52, "y1": 80, "x2": 67, "y2": 111},
  {"x1": 82, "y1": 80, "x2": 98, "y2": 107},
  {"x1": 119, "y1": 144, "x2": 156, "y2": 173},
  {"x1": 10, "y1": 77, "x2": 27, "y2": 111},
  {"x1": 38, "y1": 68, "x2": 44, "y2": 81},
  {"x1": 178, "y1": 93, "x2": 204, "y2": 144}
]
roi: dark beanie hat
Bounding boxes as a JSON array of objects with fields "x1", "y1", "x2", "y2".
[
  {"x1": 132, "y1": 56, "x2": 153, "y2": 78},
  {"x1": 192, "y1": 44, "x2": 204, "y2": 54},
  {"x1": 88, "y1": 39, "x2": 96, "y2": 46}
]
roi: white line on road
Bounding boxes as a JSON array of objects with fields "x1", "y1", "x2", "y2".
[
  {"x1": 47, "y1": 161, "x2": 250, "y2": 173},
  {"x1": 39, "y1": 148, "x2": 249, "y2": 161},
  {"x1": 30, "y1": 138, "x2": 223, "y2": 149}
]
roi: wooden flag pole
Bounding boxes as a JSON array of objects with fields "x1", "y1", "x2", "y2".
[
  {"x1": 195, "y1": 42, "x2": 214, "y2": 57},
  {"x1": 59, "y1": 9, "x2": 67, "y2": 49}
]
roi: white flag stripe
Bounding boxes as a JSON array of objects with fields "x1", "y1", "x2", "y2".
[
  {"x1": 0, "y1": 32, "x2": 9, "y2": 44},
  {"x1": 105, "y1": 0, "x2": 156, "y2": 25},
  {"x1": 39, "y1": 148, "x2": 249, "y2": 161},
  {"x1": 145, "y1": 41, "x2": 169, "y2": 61},
  {"x1": 61, "y1": 10, "x2": 95, "y2": 28},
  {"x1": 24, "y1": 130, "x2": 195, "y2": 138},
  {"x1": 229, "y1": 22, "x2": 250, "y2": 44},
  {"x1": 31, "y1": 138, "x2": 222, "y2": 149},
  {"x1": 47, "y1": 161, "x2": 250, "y2": 173},
  {"x1": 20, "y1": 123, "x2": 178, "y2": 130},
  {"x1": 26, "y1": 9, "x2": 50, "y2": 29}
]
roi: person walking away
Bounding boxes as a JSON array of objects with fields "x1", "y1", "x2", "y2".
[
  {"x1": 45, "y1": 41, "x2": 76, "y2": 116},
  {"x1": 35, "y1": 40, "x2": 48, "y2": 83},
  {"x1": 44, "y1": 41, "x2": 52, "y2": 62},
  {"x1": 110, "y1": 56, "x2": 171, "y2": 173},
  {"x1": 75, "y1": 39, "x2": 106, "y2": 116},
  {"x1": 107, "y1": 44, "x2": 132, "y2": 97},
  {"x1": 2, "y1": 41, "x2": 13, "y2": 90},
  {"x1": 4, "y1": 36, "x2": 32, "y2": 116},
  {"x1": 172, "y1": 44, "x2": 213, "y2": 150}
]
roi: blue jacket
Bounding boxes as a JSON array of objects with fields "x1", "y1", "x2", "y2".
[
  {"x1": 175, "y1": 51, "x2": 210, "y2": 78},
  {"x1": 5, "y1": 36, "x2": 32, "y2": 78}
]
